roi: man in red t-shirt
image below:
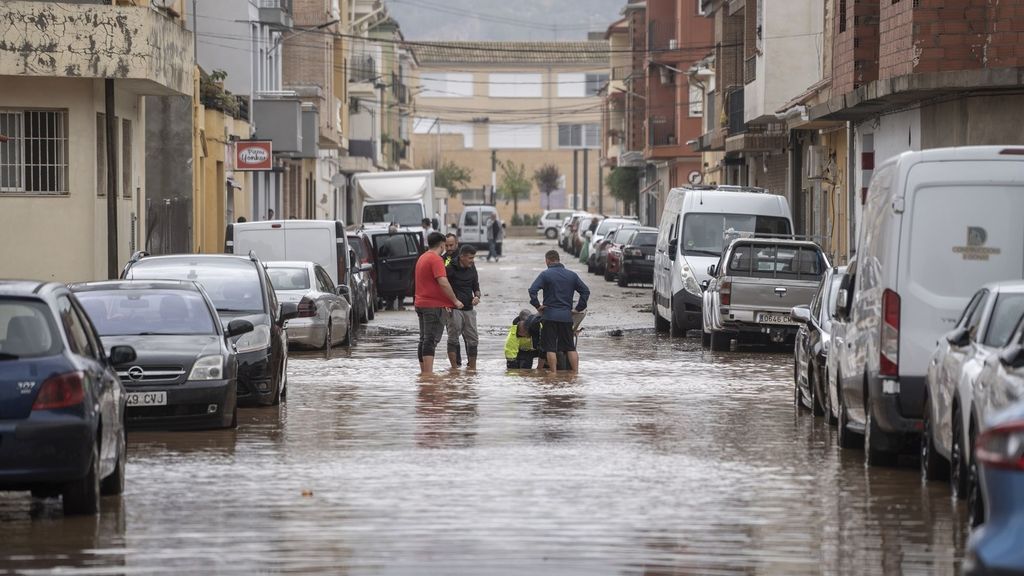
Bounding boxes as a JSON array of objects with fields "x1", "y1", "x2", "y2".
[{"x1": 415, "y1": 231, "x2": 463, "y2": 374}]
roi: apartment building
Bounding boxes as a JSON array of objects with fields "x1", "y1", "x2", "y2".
[{"x1": 411, "y1": 41, "x2": 610, "y2": 223}]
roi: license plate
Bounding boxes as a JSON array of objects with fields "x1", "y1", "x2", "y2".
[
  {"x1": 126, "y1": 391, "x2": 167, "y2": 407},
  {"x1": 757, "y1": 312, "x2": 794, "y2": 325},
  {"x1": 646, "y1": 255, "x2": 654, "y2": 261}
]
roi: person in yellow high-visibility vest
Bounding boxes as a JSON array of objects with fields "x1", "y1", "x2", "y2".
[{"x1": 505, "y1": 310, "x2": 543, "y2": 369}]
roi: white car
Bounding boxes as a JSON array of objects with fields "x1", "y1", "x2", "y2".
[
  {"x1": 265, "y1": 261, "x2": 353, "y2": 351},
  {"x1": 833, "y1": 146, "x2": 1024, "y2": 465},
  {"x1": 537, "y1": 209, "x2": 575, "y2": 240},
  {"x1": 922, "y1": 282, "x2": 1024, "y2": 506}
]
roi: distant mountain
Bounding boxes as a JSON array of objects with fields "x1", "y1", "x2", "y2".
[{"x1": 387, "y1": 0, "x2": 625, "y2": 41}]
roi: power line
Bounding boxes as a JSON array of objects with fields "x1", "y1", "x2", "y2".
[{"x1": 388, "y1": 0, "x2": 596, "y2": 32}]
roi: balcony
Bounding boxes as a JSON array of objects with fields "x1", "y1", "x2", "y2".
[
  {"x1": 647, "y1": 19, "x2": 679, "y2": 53},
  {"x1": 648, "y1": 114, "x2": 678, "y2": 147},
  {"x1": 0, "y1": 2, "x2": 193, "y2": 96},
  {"x1": 725, "y1": 123, "x2": 787, "y2": 154},
  {"x1": 744, "y1": 55, "x2": 757, "y2": 85},
  {"x1": 258, "y1": 0, "x2": 294, "y2": 30},
  {"x1": 252, "y1": 96, "x2": 303, "y2": 153},
  {"x1": 726, "y1": 89, "x2": 746, "y2": 135},
  {"x1": 349, "y1": 56, "x2": 378, "y2": 84}
]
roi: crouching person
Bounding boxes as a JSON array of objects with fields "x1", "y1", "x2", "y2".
[{"x1": 505, "y1": 310, "x2": 544, "y2": 369}]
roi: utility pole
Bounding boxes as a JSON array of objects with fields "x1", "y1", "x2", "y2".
[
  {"x1": 572, "y1": 150, "x2": 578, "y2": 211},
  {"x1": 490, "y1": 149, "x2": 497, "y2": 205},
  {"x1": 582, "y1": 149, "x2": 589, "y2": 212},
  {"x1": 105, "y1": 79, "x2": 118, "y2": 279},
  {"x1": 598, "y1": 163, "x2": 604, "y2": 214}
]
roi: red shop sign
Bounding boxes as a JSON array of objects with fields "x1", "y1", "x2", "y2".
[{"x1": 235, "y1": 140, "x2": 273, "y2": 171}]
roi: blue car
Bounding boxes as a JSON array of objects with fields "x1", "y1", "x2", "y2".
[
  {"x1": 0, "y1": 281, "x2": 136, "y2": 515},
  {"x1": 965, "y1": 400, "x2": 1024, "y2": 576}
]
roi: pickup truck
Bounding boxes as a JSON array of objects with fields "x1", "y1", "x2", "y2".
[{"x1": 701, "y1": 238, "x2": 829, "y2": 351}]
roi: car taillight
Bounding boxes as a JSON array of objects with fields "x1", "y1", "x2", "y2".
[
  {"x1": 298, "y1": 297, "x2": 317, "y2": 318},
  {"x1": 32, "y1": 371, "x2": 85, "y2": 410},
  {"x1": 976, "y1": 422, "x2": 1024, "y2": 471},
  {"x1": 625, "y1": 247, "x2": 643, "y2": 258},
  {"x1": 720, "y1": 279, "x2": 732, "y2": 306},
  {"x1": 880, "y1": 289, "x2": 900, "y2": 377}
]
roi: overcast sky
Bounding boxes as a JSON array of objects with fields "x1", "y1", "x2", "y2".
[{"x1": 387, "y1": 0, "x2": 625, "y2": 41}]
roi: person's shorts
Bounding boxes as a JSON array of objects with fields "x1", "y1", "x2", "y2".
[
  {"x1": 416, "y1": 307, "x2": 446, "y2": 360},
  {"x1": 541, "y1": 320, "x2": 576, "y2": 353}
]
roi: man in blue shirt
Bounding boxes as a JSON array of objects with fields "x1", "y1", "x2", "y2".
[{"x1": 528, "y1": 250, "x2": 590, "y2": 372}]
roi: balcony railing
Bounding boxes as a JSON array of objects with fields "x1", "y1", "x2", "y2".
[
  {"x1": 647, "y1": 19, "x2": 679, "y2": 52},
  {"x1": 349, "y1": 56, "x2": 377, "y2": 83},
  {"x1": 258, "y1": 0, "x2": 293, "y2": 29},
  {"x1": 726, "y1": 89, "x2": 746, "y2": 135},
  {"x1": 744, "y1": 55, "x2": 757, "y2": 85},
  {"x1": 648, "y1": 114, "x2": 677, "y2": 147}
]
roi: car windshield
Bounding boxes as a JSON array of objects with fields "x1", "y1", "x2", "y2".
[
  {"x1": 596, "y1": 220, "x2": 630, "y2": 236},
  {"x1": 682, "y1": 213, "x2": 792, "y2": 256},
  {"x1": 267, "y1": 267, "x2": 311, "y2": 292},
  {"x1": 634, "y1": 232, "x2": 658, "y2": 246},
  {"x1": 984, "y1": 293, "x2": 1024, "y2": 347},
  {"x1": 363, "y1": 203, "x2": 424, "y2": 227},
  {"x1": 0, "y1": 299, "x2": 61, "y2": 360},
  {"x1": 127, "y1": 259, "x2": 265, "y2": 313},
  {"x1": 77, "y1": 289, "x2": 217, "y2": 336}
]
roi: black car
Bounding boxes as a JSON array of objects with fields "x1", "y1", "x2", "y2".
[
  {"x1": 122, "y1": 253, "x2": 296, "y2": 407},
  {"x1": 363, "y1": 227, "x2": 423, "y2": 309},
  {"x1": 72, "y1": 280, "x2": 254, "y2": 430},
  {"x1": 615, "y1": 228, "x2": 658, "y2": 287},
  {"x1": 0, "y1": 281, "x2": 136, "y2": 515}
]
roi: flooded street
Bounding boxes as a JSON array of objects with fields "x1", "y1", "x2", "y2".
[{"x1": 0, "y1": 239, "x2": 967, "y2": 575}]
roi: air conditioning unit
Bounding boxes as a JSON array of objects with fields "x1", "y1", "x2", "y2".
[{"x1": 806, "y1": 145, "x2": 825, "y2": 180}]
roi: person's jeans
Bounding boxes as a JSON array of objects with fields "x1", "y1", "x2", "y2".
[{"x1": 487, "y1": 239, "x2": 497, "y2": 260}]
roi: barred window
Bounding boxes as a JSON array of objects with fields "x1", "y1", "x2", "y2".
[
  {"x1": 558, "y1": 123, "x2": 601, "y2": 148},
  {"x1": 0, "y1": 109, "x2": 69, "y2": 195}
]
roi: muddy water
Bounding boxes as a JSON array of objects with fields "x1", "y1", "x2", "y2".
[{"x1": 0, "y1": 240, "x2": 966, "y2": 575}]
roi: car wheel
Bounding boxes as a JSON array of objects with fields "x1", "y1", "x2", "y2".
[
  {"x1": 921, "y1": 395, "x2": 949, "y2": 482},
  {"x1": 359, "y1": 294, "x2": 370, "y2": 324},
  {"x1": 701, "y1": 330, "x2": 711, "y2": 348},
  {"x1": 271, "y1": 355, "x2": 285, "y2": 406},
  {"x1": 63, "y1": 442, "x2": 100, "y2": 515},
  {"x1": 794, "y1": 370, "x2": 804, "y2": 411},
  {"x1": 823, "y1": 369, "x2": 838, "y2": 426},
  {"x1": 545, "y1": 228, "x2": 557, "y2": 239},
  {"x1": 837, "y1": 378, "x2": 863, "y2": 450},
  {"x1": 865, "y1": 407, "x2": 896, "y2": 467},
  {"x1": 604, "y1": 268, "x2": 615, "y2": 282},
  {"x1": 617, "y1": 273, "x2": 628, "y2": 288},
  {"x1": 229, "y1": 405, "x2": 238, "y2": 429},
  {"x1": 710, "y1": 331, "x2": 730, "y2": 352},
  {"x1": 967, "y1": 429, "x2": 985, "y2": 527},
  {"x1": 323, "y1": 321, "x2": 333, "y2": 353},
  {"x1": 367, "y1": 294, "x2": 375, "y2": 321},
  {"x1": 809, "y1": 367, "x2": 825, "y2": 417},
  {"x1": 951, "y1": 407, "x2": 968, "y2": 499},
  {"x1": 669, "y1": 299, "x2": 686, "y2": 338},
  {"x1": 341, "y1": 314, "x2": 354, "y2": 347},
  {"x1": 100, "y1": 426, "x2": 126, "y2": 496}
]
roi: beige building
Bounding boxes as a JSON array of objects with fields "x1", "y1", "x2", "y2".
[
  {"x1": 411, "y1": 41, "x2": 611, "y2": 224},
  {"x1": 0, "y1": 0, "x2": 193, "y2": 282}
]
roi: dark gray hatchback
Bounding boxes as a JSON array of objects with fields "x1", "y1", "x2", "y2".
[{"x1": 72, "y1": 280, "x2": 254, "y2": 430}]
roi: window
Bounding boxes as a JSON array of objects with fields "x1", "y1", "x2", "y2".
[
  {"x1": 412, "y1": 118, "x2": 475, "y2": 148},
  {"x1": 315, "y1": 267, "x2": 335, "y2": 293},
  {"x1": 688, "y1": 83, "x2": 704, "y2": 117},
  {"x1": 267, "y1": 267, "x2": 311, "y2": 291},
  {"x1": 557, "y1": 73, "x2": 610, "y2": 97},
  {"x1": 965, "y1": 291, "x2": 989, "y2": 341},
  {"x1": 420, "y1": 73, "x2": 474, "y2": 98},
  {"x1": 77, "y1": 289, "x2": 218, "y2": 337},
  {"x1": 0, "y1": 109, "x2": 68, "y2": 195},
  {"x1": 839, "y1": 0, "x2": 847, "y2": 33},
  {"x1": 0, "y1": 299, "x2": 60, "y2": 359},
  {"x1": 984, "y1": 294, "x2": 1024, "y2": 347},
  {"x1": 558, "y1": 124, "x2": 601, "y2": 148},
  {"x1": 488, "y1": 124, "x2": 542, "y2": 149},
  {"x1": 126, "y1": 258, "x2": 266, "y2": 314},
  {"x1": 122, "y1": 118, "x2": 133, "y2": 199},
  {"x1": 464, "y1": 211, "x2": 479, "y2": 226},
  {"x1": 489, "y1": 73, "x2": 542, "y2": 98}
]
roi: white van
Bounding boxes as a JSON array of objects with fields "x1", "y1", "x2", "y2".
[
  {"x1": 653, "y1": 186, "x2": 793, "y2": 337},
  {"x1": 537, "y1": 209, "x2": 575, "y2": 239},
  {"x1": 457, "y1": 204, "x2": 499, "y2": 248},
  {"x1": 833, "y1": 146, "x2": 1024, "y2": 465},
  {"x1": 225, "y1": 220, "x2": 366, "y2": 319}
]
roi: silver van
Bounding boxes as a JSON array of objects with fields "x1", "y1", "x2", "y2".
[{"x1": 653, "y1": 186, "x2": 793, "y2": 337}]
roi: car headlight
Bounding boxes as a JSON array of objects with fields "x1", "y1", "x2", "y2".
[
  {"x1": 234, "y1": 324, "x2": 271, "y2": 353},
  {"x1": 188, "y1": 355, "x2": 224, "y2": 381},
  {"x1": 680, "y1": 263, "x2": 701, "y2": 296}
]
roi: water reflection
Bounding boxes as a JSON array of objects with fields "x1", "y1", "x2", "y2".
[{"x1": 416, "y1": 378, "x2": 479, "y2": 449}]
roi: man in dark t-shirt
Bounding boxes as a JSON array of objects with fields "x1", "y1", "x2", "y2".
[{"x1": 445, "y1": 245, "x2": 481, "y2": 369}]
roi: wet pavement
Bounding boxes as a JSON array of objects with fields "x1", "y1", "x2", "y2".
[{"x1": 0, "y1": 238, "x2": 967, "y2": 575}]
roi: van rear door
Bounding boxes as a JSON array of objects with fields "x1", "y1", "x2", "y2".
[
  {"x1": 372, "y1": 232, "x2": 421, "y2": 300},
  {"x1": 900, "y1": 161, "x2": 1024, "y2": 391}
]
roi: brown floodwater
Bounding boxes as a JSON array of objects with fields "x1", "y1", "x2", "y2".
[{"x1": 0, "y1": 240, "x2": 967, "y2": 575}]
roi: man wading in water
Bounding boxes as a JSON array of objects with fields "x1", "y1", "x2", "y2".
[
  {"x1": 445, "y1": 245, "x2": 481, "y2": 370},
  {"x1": 528, "y1": 250, "x2": 590, "y2": 372},
  {"x1": 415, "y1": 232, "x2": 463, "y2": 374}
]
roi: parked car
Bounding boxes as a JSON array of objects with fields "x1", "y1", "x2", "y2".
[
  {"x1": 348, "y1": 230, "x2": 379, "y2": 316},
  {"x1": 363, "y1": 226, "x2": 423, "y2": 309},
  {"x1": 791, "y1": 266, "x2": 846, "y2": 420},
  {"x1": 122, "y1": 253, "x2": 295, "y2": 407},
  {"x1": 702, "y1": 238, "x2": 827, "y2": 351},
  {"x1": 833, "y1": 146, "x2": 1024, "y2": 466},
  {"x1": 560, "y1": 213, "x2": 587, "y2": 252},
  {"x1": 265, "y1": 261, "x2": 353, "y2": 350},
  {"x1": 0, "y1": 281, "x2": 136, "y2": 515},
  {"x1": 456, "y1": 204, "x2": 500, "y2": 249},
  {"x1": 587, "y1": 217, "x2": 638, "y2": 273},
  {"x1": 592, "y1": 226, "x2": 626, "y2": 276},
  {"x1": 964, "y1": 400, "x2": 1024, "y2": 576},
  {"x1": 598, "y1": 227, "x2": 629, "y2": 279},
  {"x1": 72, "y1": 280, "x2": 253, "y2": 430},
  {"x1": 654, "y1": 185, "x2": 793, "y2": 337},
  {"x1": 922, "y1": 282, "x2": 1024, "y2": 517},
  {"x1": 225, "y1": 219, "x2": 367, "y2": 322},
  {"x1": 537, "y1": 209, "x2": 575, "y2": 239},
  {"x1": 573, "y1": 215, "x2": 600, "y2": 257},
  {"x1": 610, "y1": 227, "x2": 659, "y2": 287}
]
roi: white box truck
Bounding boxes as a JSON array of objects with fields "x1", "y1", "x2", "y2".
[{"x1": 351, "y1": 170, "x2": 444, "y2": 234}]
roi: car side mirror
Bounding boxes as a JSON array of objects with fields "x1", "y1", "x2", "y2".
[
  {"x1": 946, "y1": 327, "x2": 971, "y2": 348},
  {"x1": 791, "y1": 305, "x2": 812, "y2": 324},
  {"x1": 226, "y1": 319, "x2": 254, "y2": 339},
  {"x1": 280, "y1": 302, "x2": 299, "y2": 323},
  {"x1": 707, "y1": 264, "x2": 717, "y2": 276},
  {"x1": 337, "y1": 285, "x2": 351, "y2": 302},
  {"x1": 999, "y1": 344, "x2": 1024, "y2": 369},
  {"x1": 108, "y1": 345, "x2": 136, "y2": 366}
]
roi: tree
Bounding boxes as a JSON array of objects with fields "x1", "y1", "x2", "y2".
[
  {"x1": 607, "y1": 166, "x2": 641, "y2": 215},
  {"x1": 434, "y1": 160, "x2": 473, "y2": 198},
  {"x1": 532, "y1": 163, "x2": 562, "y2": 210},
  {"x1": 499, "y1": 160, "x2": 532, "y2": 218}
]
